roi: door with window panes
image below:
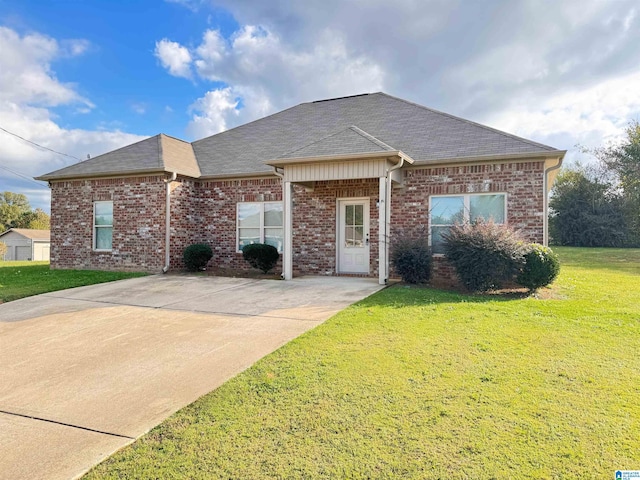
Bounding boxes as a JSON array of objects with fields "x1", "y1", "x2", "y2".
[{"x1": 337, "y1": 198, "x2": 370, "y2": 273}]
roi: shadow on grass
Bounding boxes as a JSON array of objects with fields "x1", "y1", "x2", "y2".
[{"x1": 356, "y1": 283, "x2": 532, "y2": 309}]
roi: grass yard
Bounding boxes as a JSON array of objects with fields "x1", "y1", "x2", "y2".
[
  {"x1": 0, "y1": 261, "x2": 146, "y2": 302},
  {"x1": 85, "y1": 247, "x2": 640, "y2": 479}
]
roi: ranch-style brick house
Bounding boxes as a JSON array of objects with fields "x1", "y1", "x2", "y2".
[{"x1": 36, "y1": 93, "x2": 565, "y2": 284}]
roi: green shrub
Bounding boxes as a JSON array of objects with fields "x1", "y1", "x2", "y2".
[
  {"x1": 242, "y1": 243, "x2": 280, "y2": 274},
  {"x1": 183, "y1": 243, "x2": 213, "y2": 271},
  {"x1": 391, "y1": 236, "x2": 432, "y2": 284},
  {"x1": 516, "y1": 243, "x2": 560, "y2": 291},
  {"x1": 443, "y1": 220, "x2": 527, "y2": 292}
]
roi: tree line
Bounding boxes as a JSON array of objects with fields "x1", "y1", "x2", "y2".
[
  {"x1": 0, "y1": 192, "x2": 50, "y2": 232},
  {"x1": 550, "y1": 121, "x2": 640, "y2": 247}
]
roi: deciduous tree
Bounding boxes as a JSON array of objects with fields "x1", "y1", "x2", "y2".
[
  {"x1": 0, "y1": 192, "x2": 31, "y2": 232},
  {"x1": 549, "y1": 165, "x2": 628, "y2": 247},
  {"x1": 587, "y1": 121, "x2": 640, "y2": 244},
  {"x1": 14, "y1": 208, "x2": 50, "y2": 230}
]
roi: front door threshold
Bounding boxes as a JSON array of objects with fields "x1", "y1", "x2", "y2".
[{"x1": 334, "y1": 272, "x2": 373, "y2": 278}]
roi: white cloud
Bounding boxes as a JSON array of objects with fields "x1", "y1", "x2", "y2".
[
  {"x1": 164, "y1": 0, "x2": 202, "y2": 12},
  {"x1": 0, "y1": 26, "x2": 92, "y2": 108},
  {"x1": 194, "y1": 29, "x2": 227, "y2": 74},
  {"x1": 0, "y1": 100, "x2": 145, "y2": 179},
  {"x1": 154, "y1": 38, "x2": 193, "y2": 78},
  {"x1": 487, "y1": 70, "x2": 640, "y2": 151},
  {"x1": 131, "y1": 102, "x2": 147, "y2": 115},
  {"x1": 159, "y1": 25, "x2": 384, "y2": 138},
  {"x1": 165, "y1": 0, "x2": 640, "y2": 159},
  {"x1": 0, "y1": 27, "x2": 145, "y2": 211},
  {"x1": 61, "y1": 38, "x2": 91, "y2": 57},
  {"x1": 187, "y1": 87, "x2": 238, "y2": 138},
  {"x1": 0, "y1": 99, "x2": 145, "y2": 211}
]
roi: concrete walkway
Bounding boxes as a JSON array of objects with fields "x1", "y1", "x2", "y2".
[{"x1": 0, "y1": 275, "x2": 383, "y2": 480}]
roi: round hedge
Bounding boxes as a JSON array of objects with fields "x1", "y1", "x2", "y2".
[
  {"x1": 183, "y1": 243, "x2": 213, "y2": 271},
  {"x1": 390, "y1": 236, "x2": 432, "y2": 284},
  {"x1": 442, "y1": 221, "x2": 527, "y2": 292},
  {"x1": 242, "y1": 243, "x2": 279, "y2": 274},
  {"x1": 516, "y1": 243, "x2": 560, "y2": 291}
]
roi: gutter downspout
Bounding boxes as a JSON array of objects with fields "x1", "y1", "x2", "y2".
[
  {"x1": 543, "y1": 158, "x2": 563, "y2": 246},
  {"x1": 163, "y1": 172, "x2": 177, "y2": 273},
  {"x1": 383, "y1": 157, "x2": 406, "y2": 284}
]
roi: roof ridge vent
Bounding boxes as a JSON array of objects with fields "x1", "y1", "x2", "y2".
[{"x1": 312, "y1": 93, "x2": 371, "y2": 103}]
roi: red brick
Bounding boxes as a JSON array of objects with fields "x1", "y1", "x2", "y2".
[{"x1": 49, "y1": 159, "x2": 546, "y2": 284}]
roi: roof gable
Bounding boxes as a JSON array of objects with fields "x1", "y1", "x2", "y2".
[
  {"x1": 36, "y1": 134, "x2": 199, "y2": 181},
  {"x1": 160, "y1": 134, "x2": 201, "y2": 178}
]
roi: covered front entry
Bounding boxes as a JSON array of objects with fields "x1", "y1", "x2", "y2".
[
  {"x1": 266, "y1": 125, "x2": 415, "y2": 285},
  {"x1": 337, "y1": 198, "x2": 370, "y2": 274}
]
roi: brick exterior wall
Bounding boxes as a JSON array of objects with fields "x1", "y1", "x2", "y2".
[
  {"x1": 391, "y1": 161, "x2": 545, "y2": 241},
  {"x1": 389, "y1": 160, "x2": 546, "y2": 283},
  {"x1": 292, "y1": 179, "x2": 379, "y2": 277},
  {"x1": 168, "y1": 177, "x2": 200, "y2": 268},
  {"x1": 49, "y1": 160, "x2": 546, "y2": 281},
  {"x1": 50, "y1": 176, "x2": 166, "y2": 271},
  {"x1": 192, "y1": 177, "x2": 283, "y2": 270}
]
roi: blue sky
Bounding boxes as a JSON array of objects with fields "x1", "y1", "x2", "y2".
[
  {"x1": 1, "y1": 0, "x2": 639, "y2": 213},
  {"x1": 1, "y1": 0, "x2": 235, "y2": 137}
]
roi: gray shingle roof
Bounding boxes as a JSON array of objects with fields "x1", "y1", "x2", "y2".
[
  {"x1": 193, "y1": 92, "x2": 560, "y2": 177},
  {"x1": 37, "y1": 92, "x2": 562, "y2": 181},
  {"x1": 36, "y1": 134, "x2": 199, "y2": 180},
  {"x1": 278, "y1": 125, "x2": 396, "y2": 159}
]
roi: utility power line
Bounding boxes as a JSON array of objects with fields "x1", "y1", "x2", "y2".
[
  {"x1": 0, "y1": 163, "x2": 49, "y2": 189},
  {"x1": 0, "y1": 125, "x2": 82, "y2": 161}
]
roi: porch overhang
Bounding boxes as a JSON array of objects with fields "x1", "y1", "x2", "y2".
[
  {"x1": 269, "y1": 151, "x2": 415, "y2": 285},
  {"x1": 265, "y1": 150, "x2": 414, "y2": 184}
]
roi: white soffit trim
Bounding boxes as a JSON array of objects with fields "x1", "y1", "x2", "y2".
[{"x1": 265, "y1": 150, "x2": 415, "y2": 167}]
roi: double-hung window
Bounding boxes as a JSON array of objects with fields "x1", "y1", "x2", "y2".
[
  {"x1": 429, "y1": 193, "x2": 506, "y2": 254},
  {"x1": 94, "y1": 201, "x2": 113, "y2": 251},
  {"x1": 237, "y1": 202, "x2": 283, "y2": 252}
]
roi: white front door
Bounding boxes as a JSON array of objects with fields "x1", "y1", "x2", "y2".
[{"x1": 337, "y1": 199, "x2": 370, "y2": 274}]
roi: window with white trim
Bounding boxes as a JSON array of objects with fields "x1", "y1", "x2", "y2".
[
  {"x1": 429, "y1": 193, "x2": 506, "y2": 254},
  {"x1": 94, "y1": 201, "x2": 113, "y2": 251},
  {"x1": 237, "y1": 202, "x2": 283, "y2": 252}
]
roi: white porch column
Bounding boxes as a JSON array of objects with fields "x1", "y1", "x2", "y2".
[
  {"x1": 378, "y1": 176, "x2": 387, "y2": 285},
  {"x1": 283, "y1": 181, "x2": 293, "y2": 280}
]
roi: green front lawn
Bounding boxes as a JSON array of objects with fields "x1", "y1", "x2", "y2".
[
  {"x1": 0, "y1": 261, "x2": 146, "y2": 303},
  {"x1": 86, "y1": 247, "x2": 640, "y2": 479}
]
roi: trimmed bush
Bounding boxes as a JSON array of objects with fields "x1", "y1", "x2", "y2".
[
  {"x1": 183, "y1": 243, "x2": 213, "y2": 271},
  {"x1": 391, "y1": 236, "x2": 432, "y2": 284},
  {"x1": 517, "y1": 243, "x2": 560, "y2": 291},
  {"x1": 242, "y1": 243, "x2": 279, "y2": 274},
  {"x1": 443, "y1": 220, "x2": 527, "y2": 292}
]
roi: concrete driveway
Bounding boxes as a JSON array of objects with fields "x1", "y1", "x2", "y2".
[{"x1": 0, "y1": 275, "x2": 383, "y2": 480}]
